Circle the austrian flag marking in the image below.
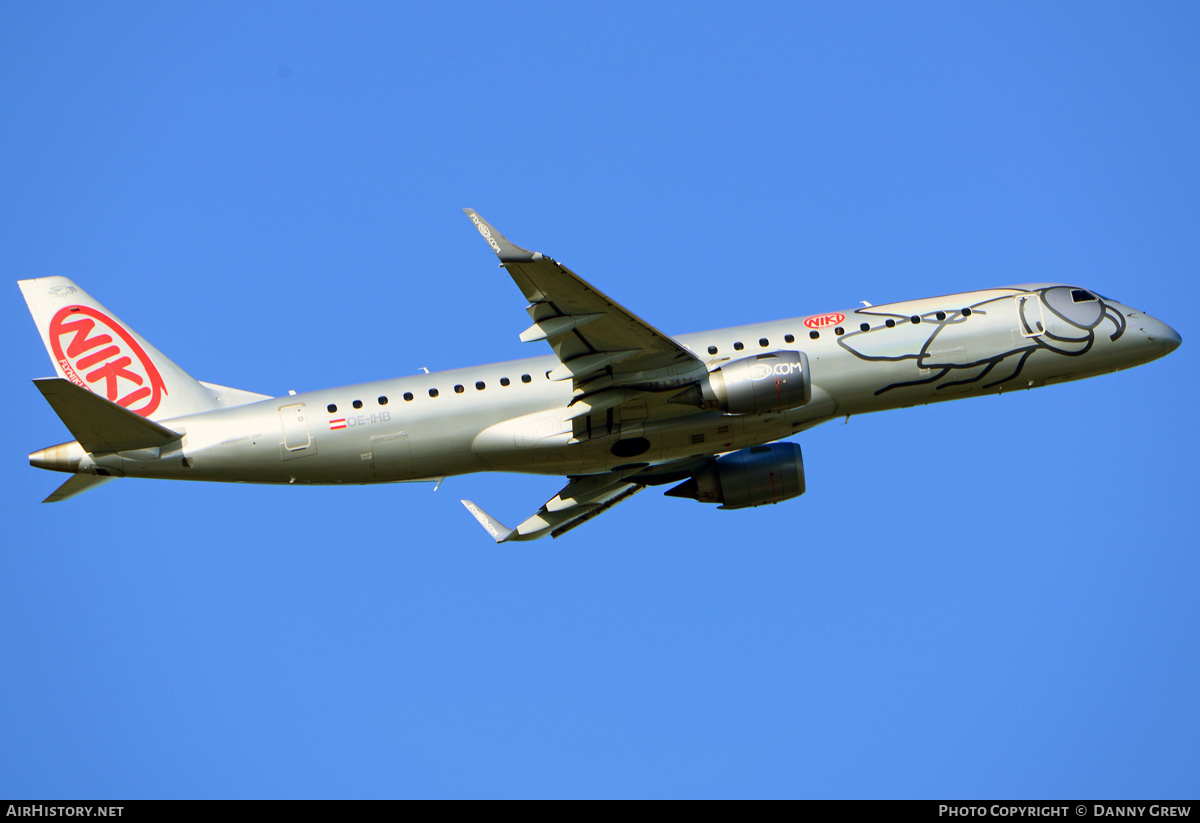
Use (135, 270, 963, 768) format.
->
(329, 419, 347, 430)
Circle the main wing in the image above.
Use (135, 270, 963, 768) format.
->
(459, 455, 719, 542)
(463, 210, 707, 405)
(459, 212, 720, 541)
(461, 470, 646, 542)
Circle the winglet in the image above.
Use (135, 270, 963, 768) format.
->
(460, 499, 515, 543)
(462, 209, 542, 263)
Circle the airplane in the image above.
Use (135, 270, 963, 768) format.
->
(20, 209, 1182, 541)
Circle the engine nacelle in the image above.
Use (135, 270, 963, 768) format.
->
(665, 442, 806, 510)
(678, 351, 811, 415)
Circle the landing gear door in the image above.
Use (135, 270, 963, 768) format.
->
(1015, 293, 1046, 337)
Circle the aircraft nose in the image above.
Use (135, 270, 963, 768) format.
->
(1161, 323, 1182, 354)
(1144, 316, 1182, 354)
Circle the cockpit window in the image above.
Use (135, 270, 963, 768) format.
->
(1071, 289, 1099, 303)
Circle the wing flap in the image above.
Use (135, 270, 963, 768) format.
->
(564, 388, 641, 421)
(519, 313, 604, 343)
(549, 486, 644, 539)
(547, 349, 640, 382)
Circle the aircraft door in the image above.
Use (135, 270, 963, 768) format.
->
(279, 403, 312, 451)
(1015, 293, 1046, 337)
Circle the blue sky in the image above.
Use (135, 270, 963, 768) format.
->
(2, 3, 1197, 799)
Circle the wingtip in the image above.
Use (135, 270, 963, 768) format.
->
(461, 210, 539, 263)
(460, 499, 514, 543)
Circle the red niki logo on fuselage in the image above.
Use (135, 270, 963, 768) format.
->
(49, 306, 168, 417)
(804, 312, 845, 330)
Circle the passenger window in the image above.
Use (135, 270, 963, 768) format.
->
(428, 388, 439, 398)
(911, 316, 921, 324)
(734, 342, 744, 351)
(403, 392, 414, 401)
(835, 326, 844, 335)
(809, 331, 819, 340)
(708, 345, 718, 355)
(521, 374, 531, 383)
(378, 396, 388, 406)
(353, 400, 363, 409)
(936, 311, 946, 321)
(500, 377, 510, 386)
(962, 308, 972, 317)
(784, 334, 794, 344)
(475, 381, 485, 390)
(454, 384, 464, 394)
(859, 322, 870, 332)
(885, 319, 895, 328)
(759, 338, 769, 347)
(327, 404, 337, 413)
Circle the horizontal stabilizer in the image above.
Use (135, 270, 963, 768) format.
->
(34, 377, 182, 454)
(42, 473, 115, 503)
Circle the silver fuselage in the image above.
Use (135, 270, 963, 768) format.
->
(30, 284, 1181, 486)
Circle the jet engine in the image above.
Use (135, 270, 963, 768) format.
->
(665, 442, 806, 509)
(672, 351, 811, 415)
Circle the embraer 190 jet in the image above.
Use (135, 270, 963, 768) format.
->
(21, 210, 1181, 541)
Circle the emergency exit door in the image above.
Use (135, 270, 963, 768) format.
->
(279, 403, 312, 451)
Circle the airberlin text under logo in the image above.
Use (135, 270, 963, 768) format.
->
(804, 312, 844, 330)
(49, 306, 168, 417)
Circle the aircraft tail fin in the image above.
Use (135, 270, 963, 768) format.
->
(42, 473, 115, 503)
(33, 377, 182, 454)
(19, 277, 222, 421)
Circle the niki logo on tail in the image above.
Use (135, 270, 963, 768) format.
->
(48, 305, 168, 417)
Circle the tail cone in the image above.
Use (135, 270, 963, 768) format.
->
(29, 441, 86, 473)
